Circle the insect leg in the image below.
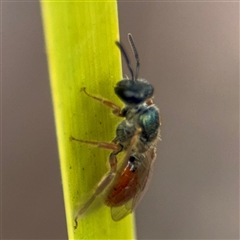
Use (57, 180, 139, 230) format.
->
(70, 135, 121, 151)
(81, 87, 123, 117)
(74, 151, 119, 229)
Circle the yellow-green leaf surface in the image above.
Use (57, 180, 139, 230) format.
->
(41, 1, 136, 239)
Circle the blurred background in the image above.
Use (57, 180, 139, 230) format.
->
(2, 1, 239, 239)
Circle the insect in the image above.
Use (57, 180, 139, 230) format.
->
(71, 33, 161, 228)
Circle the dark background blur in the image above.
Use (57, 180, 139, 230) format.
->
(2, 1, 239, 239)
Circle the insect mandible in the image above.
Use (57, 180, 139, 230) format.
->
(71, 33, 161, 229)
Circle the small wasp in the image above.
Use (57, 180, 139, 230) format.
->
(71, 33, 161, 228)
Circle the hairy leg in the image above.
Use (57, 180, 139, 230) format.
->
(81, 87, 123, 117)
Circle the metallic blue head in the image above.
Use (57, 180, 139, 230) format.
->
(115, 34, 154, 106)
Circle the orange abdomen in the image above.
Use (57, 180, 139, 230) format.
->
(105, 165, 138, 207)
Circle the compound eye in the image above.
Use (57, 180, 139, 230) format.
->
(117, 89, 143, 105)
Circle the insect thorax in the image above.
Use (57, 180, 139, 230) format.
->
(115, 103, 160, 153)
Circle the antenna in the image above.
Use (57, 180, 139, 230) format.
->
(115, 41, 134, 81)
(128, 33, 140, 80)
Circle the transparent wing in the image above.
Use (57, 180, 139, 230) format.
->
(131, 147, 156, 210)
(111, 201, 133, 221)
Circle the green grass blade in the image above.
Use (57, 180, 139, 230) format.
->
(41, 1, 136, 239)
